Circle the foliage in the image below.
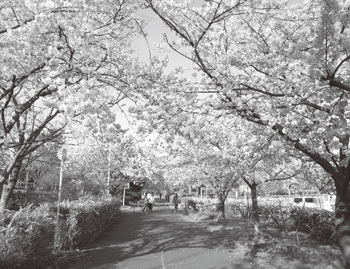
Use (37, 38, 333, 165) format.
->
(180, 197, 198, 211)
(139, 0, 350, 260)
(189, 195, 335, 244)
(56, 196, 121, 250)
(0, 0, 148, 212)
(0, 196, 121, 268)
(289, 208, 335, 243)
(0, 206, 55, 269)
(7, 192, 58, 211)
(63, 123, 151, 199)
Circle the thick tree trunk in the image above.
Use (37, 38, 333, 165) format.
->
(0, 163, 21, 215)
(335, 184, 350, 269)
(242, 176, 260, 236)
(217, 191, 225, 222)
(0, 180, 16, 214)
(251, 183, 260, 236)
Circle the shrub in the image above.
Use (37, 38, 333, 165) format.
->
(188, 197, 219, 211)
(0, 196, 122, 268)
(0, 206, 55, 269)
(196, 198, 335, 244)
(229, 203, 252, 219)
(258, 204, 294, 231)
(180, 197, 198, 211)
(289, 208, 335, 243)
(56, 196, 121, 250)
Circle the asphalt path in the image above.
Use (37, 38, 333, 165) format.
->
(68, 208, 253, 269)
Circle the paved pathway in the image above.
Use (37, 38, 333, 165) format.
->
(68, 209, 253, 269)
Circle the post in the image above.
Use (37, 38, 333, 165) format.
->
(122, 183, 129, 207)
(123, 187, 126, 206)
(107, 142, 111, 194)
(25, 172, 29, 193)
(54, 148, 66, 250)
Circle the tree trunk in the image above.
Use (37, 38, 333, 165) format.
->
(335, 183, 350, 269)
(0, 163, 21, 215)
(217, 191, 225, 222)
(250, 183, 260, 236)
(0, 178, 16, 214)
(0, 172, 6, 200)
(0, 182, 3, 200)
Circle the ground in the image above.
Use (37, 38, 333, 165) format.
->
(65, 206, 343, 269)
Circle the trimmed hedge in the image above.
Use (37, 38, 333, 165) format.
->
(57, 197, 121, 250)
(0, 196, 121, 268)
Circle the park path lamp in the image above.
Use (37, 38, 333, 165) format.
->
(54, 148, 67, 251)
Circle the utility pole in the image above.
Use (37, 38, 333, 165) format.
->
(54, 148, 67, 251)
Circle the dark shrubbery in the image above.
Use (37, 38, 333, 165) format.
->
(289, 208, 335, 243)
(57, 197, 121, 250)
(0, 196, 121, 268)
(234, 203, 335, 243)
(0, 206, 56, 269)
(219, 201, 336, 244)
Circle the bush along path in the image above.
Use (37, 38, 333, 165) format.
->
(67, 207, 343, 269)
(0, 196, 121, 269)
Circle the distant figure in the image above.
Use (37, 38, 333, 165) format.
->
(142, 192, 149, 213)
(173, 193, 179, 213)
(148, 192, 155, 212)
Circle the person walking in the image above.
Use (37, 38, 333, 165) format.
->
(142, 192, 149, 213)
(148, 192, 155, 212)
(173, 193, 179, 213)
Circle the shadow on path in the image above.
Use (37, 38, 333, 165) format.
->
(68, 209, 252, 269)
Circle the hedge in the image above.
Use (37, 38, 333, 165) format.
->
(188, 197, 336, 244)
(0, 196, 121, 268)
(56, 196, 121, 250)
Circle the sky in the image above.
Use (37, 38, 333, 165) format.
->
(132, 0, 304, 67)
(116, 0, 305, 129)
(132, 4, 197, 73)
(118, 1, 207, 129)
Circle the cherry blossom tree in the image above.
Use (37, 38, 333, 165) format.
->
(0, 0, 143, 213)
(135, 105, 301, 225)
(144, 0, 350, 265)
(64, 118, 146, 197)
